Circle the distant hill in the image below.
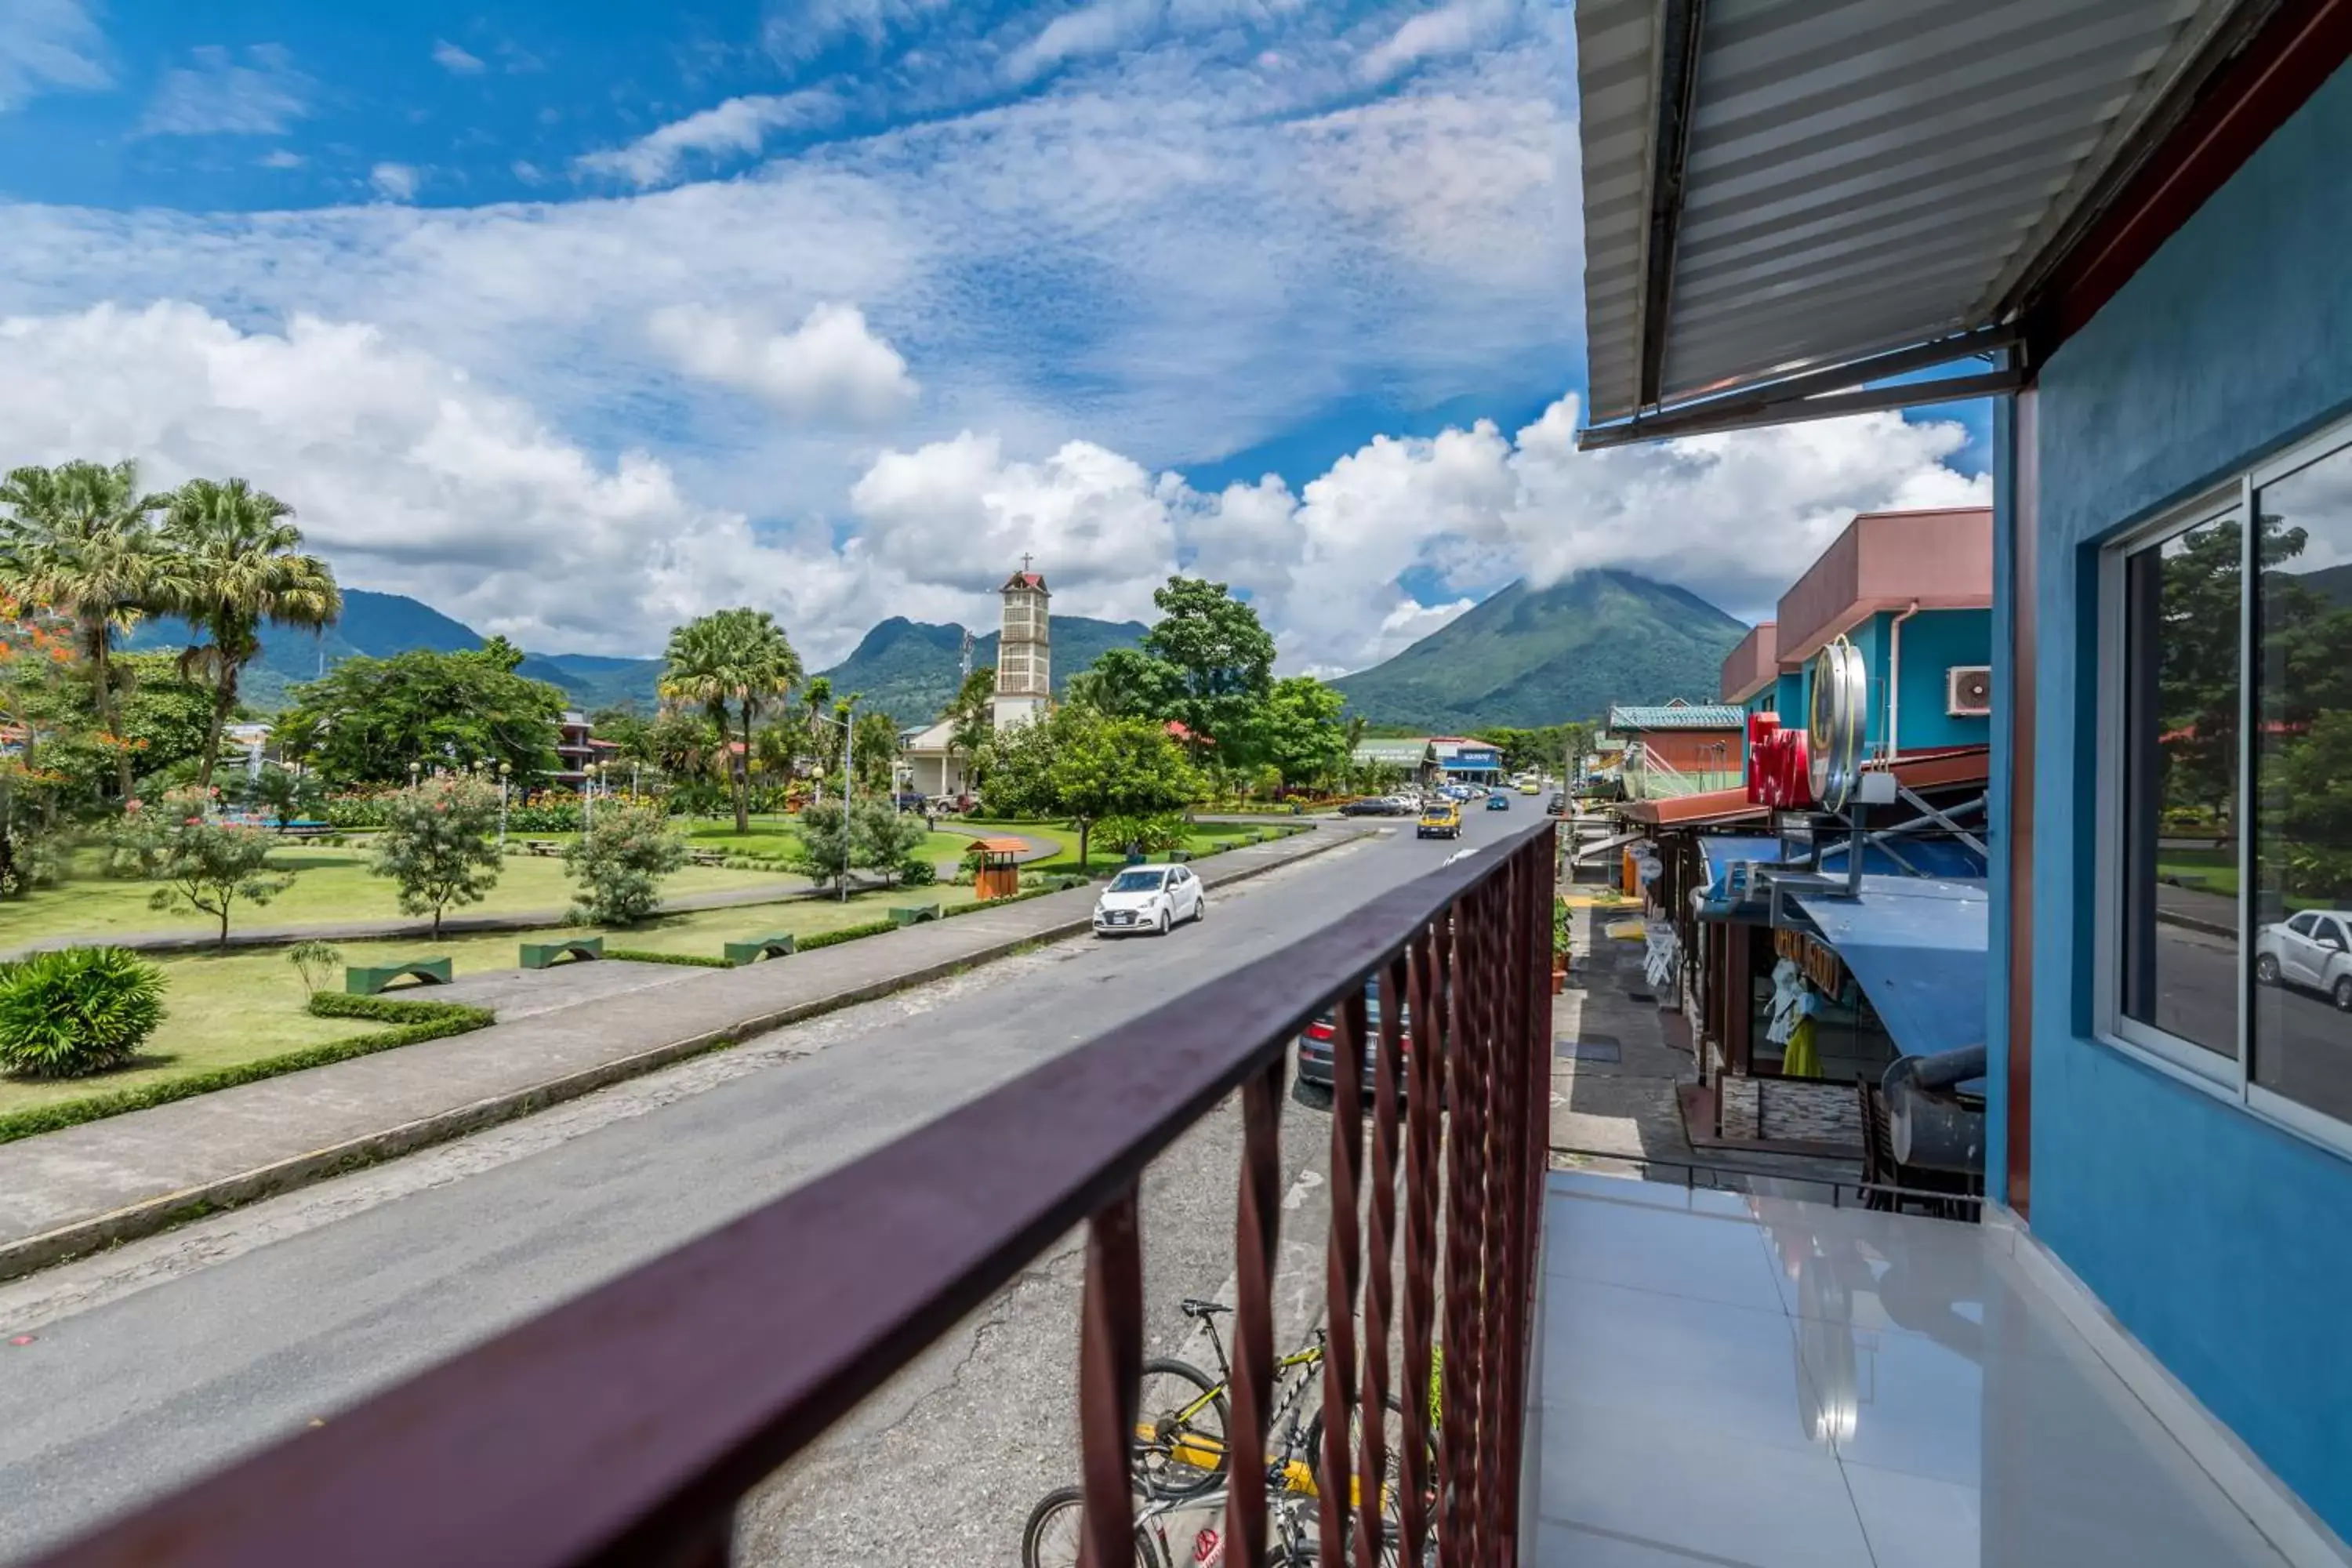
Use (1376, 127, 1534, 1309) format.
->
(125, 588, 666, 713)
(817, 614, 1150, 728)
(1330, 571, 1748, 730)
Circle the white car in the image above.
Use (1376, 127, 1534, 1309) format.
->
(2255, 909, 2352, 1009)
(1092, 864, 1205, 936)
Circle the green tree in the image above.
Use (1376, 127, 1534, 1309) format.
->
(981, 705, 1196, 868)
(114, 788, 294, 948)
(281, 642, 565, 786)
(660, 608, 802, 835)
(564, 801, 686, 925)
(0, 460, 172, 802)
(372, 775, 503, 936)
(851, 707, 899, 794)
(157, 477, 342, 795)
(1140, 575, 1276, 750)
(1258, 674, 1349, 789)
(943, 665, 996, 789)
(787, 801, 855, 888)
(853, 799, 929, 884)
(1067, 644, 1183, 721)
(248, 762, 323, 829)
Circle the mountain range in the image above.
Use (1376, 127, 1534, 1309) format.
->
(121, 569, 1746, 731)
(1328, 570, 1748, 730)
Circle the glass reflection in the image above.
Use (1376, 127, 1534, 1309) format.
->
(2122, 515, 2241, 1056)
(2254, 445, 2352, 1122)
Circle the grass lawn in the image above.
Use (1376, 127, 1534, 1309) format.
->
(0, 883, 982, 1118)
(0, 844, 796, 951)
(2158, 846, 2239, 899)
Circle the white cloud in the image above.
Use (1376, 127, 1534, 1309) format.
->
(1358, 0, 1520, 85)
(432, 39, 487, 74)
(138, 44, 310, 136)
(369, 162, 420, 201)
(258, 149, 304, 170)
(763, 0, 956, 62)
(1005, 0, 1164, 85)
(0, 0, 107, 111)
(576, 89, 844, 187)
(648, 302, 917, 423)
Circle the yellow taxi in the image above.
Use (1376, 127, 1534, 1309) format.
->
(1416, 800, 1462, 840)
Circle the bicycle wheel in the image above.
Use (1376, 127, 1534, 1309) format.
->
(1020, 1485, 1161, 1568)
(1135, 1357, 1229, 1499)
(1301, 1393, 1425, 1523)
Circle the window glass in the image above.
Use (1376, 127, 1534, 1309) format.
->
(2120, 515, 2241, 1058)
(2252, 444, 2352, 1122)
(2288, 912, 2319, 937)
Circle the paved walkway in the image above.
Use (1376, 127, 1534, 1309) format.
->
(0, 825, 1364, 1277)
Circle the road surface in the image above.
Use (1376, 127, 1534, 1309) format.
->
(0, 808, 1521, 1564)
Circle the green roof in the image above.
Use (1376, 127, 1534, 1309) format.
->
(1607, 703, 1746, 731)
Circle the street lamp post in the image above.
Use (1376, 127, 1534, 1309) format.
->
(498, 760, 512, 848)
(810, 702, 857, 903)
(583, 762, 598, 830)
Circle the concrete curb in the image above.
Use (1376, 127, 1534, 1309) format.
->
(0, 826, 1363, 1283)
(2155, 907, 2235, 940)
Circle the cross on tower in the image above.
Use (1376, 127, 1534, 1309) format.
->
(1020, 552, 1033, 574)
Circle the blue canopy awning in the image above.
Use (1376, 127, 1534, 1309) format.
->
(1789, 877, 1988, 1061)
(1817, 836, 1987, 880)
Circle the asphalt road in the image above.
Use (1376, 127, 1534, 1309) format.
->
(0, 805, 1518, 1565)
(2141, 919, 2352, 1123)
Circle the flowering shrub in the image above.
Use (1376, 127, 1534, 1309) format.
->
(564, 804, 686, 926)
(372, 778, 503, 936)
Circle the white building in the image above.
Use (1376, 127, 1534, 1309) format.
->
(902, 557, 1053, 802)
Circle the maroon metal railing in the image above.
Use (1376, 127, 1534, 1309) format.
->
(31, 821, 1558, 1568)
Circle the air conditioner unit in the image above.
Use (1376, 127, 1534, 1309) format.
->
(1946, 665, 1993, 717)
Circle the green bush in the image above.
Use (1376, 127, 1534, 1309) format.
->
(0, 947, 169, 1080)
(604, 948, 735, 968)
(306, 991, 495, 1029)
(325, 794, 391, 829)
(797, 919, 896, 951)
(897, 856, 938, 886)
(508, 803, 586, 834)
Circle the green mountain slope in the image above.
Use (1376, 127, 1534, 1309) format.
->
(1330, 571, 1748, 730)
(817, 615, 1149, 727)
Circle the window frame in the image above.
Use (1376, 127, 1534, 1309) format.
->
(2094, 414, 2352, 1162)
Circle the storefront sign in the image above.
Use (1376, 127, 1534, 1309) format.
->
(1774, 926, 1845, 993)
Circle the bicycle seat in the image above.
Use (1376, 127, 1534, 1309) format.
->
(1179, 1298, 1233, 1319)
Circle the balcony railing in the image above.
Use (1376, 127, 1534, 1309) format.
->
(31, 822, 1559, 1568)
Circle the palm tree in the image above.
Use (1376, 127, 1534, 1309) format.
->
(0, 461, 173, 803)
(659, 608, 802, 834)
(159, 477, 343, 794)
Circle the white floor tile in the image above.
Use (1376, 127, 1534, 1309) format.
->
(1541, 1276, 1828, 1457)
(1535, 1406, 1875, 1568)
(1842, 1462, 1982, 1568)
(1543, 1192, 1786, 1312)
(1533, 1517, 1773, 1566)
(1549, 1169, 1761, 1220)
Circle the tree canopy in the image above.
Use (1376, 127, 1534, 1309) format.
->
(281, 640, 565, 786)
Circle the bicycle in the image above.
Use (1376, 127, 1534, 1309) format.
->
(1130, 1298, 1330, 1500)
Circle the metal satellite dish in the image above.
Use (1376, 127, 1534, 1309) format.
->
(1808, 638, 1866, 812)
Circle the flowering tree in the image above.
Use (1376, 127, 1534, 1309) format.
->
(114, 788, 294, 948)
(372, 775, 503, 936)
(564, 802, 686, 926)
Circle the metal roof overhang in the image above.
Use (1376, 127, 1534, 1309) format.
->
(1791, 877, 1991, 1059)
(1573, 0, 2347, 448)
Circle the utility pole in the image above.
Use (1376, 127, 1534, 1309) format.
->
(959, 627, 974, 684)
(841, 701, 854, 904)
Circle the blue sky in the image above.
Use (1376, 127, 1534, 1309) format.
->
(0, 1, 1989, 671)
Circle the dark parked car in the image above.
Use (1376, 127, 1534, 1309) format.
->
(1339, 796, 1392, 817)
(1546, 793, 1567, 816)
(1298, 982, 1412, 1096)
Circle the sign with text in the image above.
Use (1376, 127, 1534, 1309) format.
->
(1774, 926, 1845, 993)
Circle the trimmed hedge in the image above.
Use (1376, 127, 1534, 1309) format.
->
(797, 920, 897, 952)
(604, 948, 735, 969)
(0, 992, 495, 1147)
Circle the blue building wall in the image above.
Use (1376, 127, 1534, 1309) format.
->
(2021, 58, 2352, 1534)
(1774, 669, 1806, 727)
(1786, 609, 1991, 756)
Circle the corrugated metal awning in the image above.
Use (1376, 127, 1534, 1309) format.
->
(1575, 0, 2249, 442)
(1791, 877, 1990, 1059)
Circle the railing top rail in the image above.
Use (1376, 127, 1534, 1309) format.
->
(36, 820, 1559, 1568)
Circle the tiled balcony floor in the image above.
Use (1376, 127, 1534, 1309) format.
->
(1526, 1171, 2296, 1567)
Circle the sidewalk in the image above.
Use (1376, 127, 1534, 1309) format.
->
(0, 825, 1365, 1280)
